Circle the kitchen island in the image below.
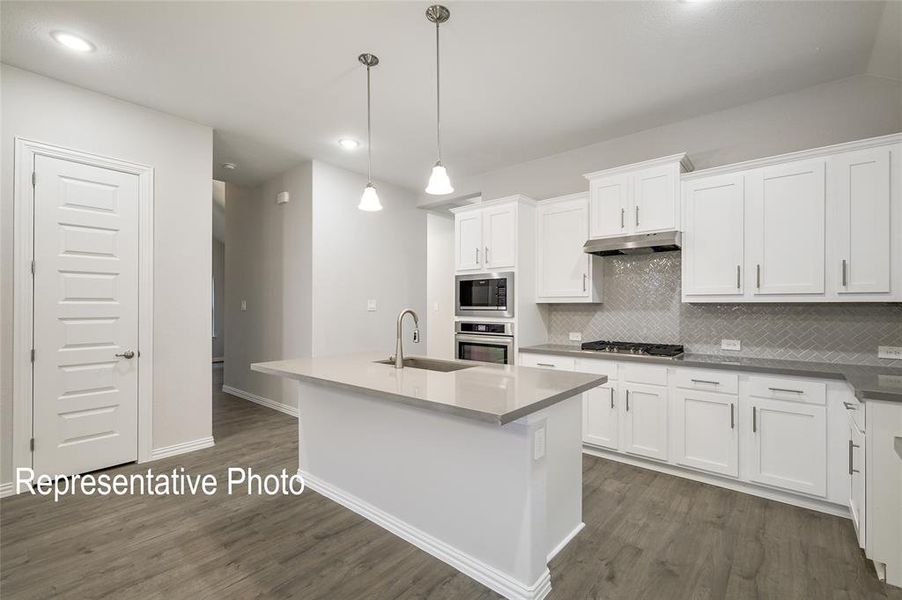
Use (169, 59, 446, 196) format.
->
(251, 353, 606, 600)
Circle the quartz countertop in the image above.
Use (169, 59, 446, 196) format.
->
(251, 353, 607, 424)
(519, 344, 902, 403)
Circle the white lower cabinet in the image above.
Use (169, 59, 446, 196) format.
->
(621, 383, 669, 461)
(583, 382, 618, 450)
(672, 389, 738, 478)
(848, 418, 866, 548)
(746, 397, 827, 497)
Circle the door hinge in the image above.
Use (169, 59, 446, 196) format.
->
(32, 172, 36, 187)
(30, 348, 35, 363)
(30, 438, 35, 452)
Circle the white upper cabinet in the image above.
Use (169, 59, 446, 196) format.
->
(482, 204, 516, 270)
(681, 134, 901, 303)
(748, 159, 826, 296)
(682, 174, 745, 297)
(536, 193, 602, 303)
(586, 154, 691, 239)
(831, 146, 892, 295)
(455, 210, 483, 271)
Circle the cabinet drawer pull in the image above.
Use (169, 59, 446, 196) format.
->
(752, 406, 757, 433)
(843, 402, 857, 411)
(536, 362, 555, 368)
(768, 387, 804, 394)
(691, 379, 719, 385)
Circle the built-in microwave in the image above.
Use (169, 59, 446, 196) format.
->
(455, 272, 514, 318)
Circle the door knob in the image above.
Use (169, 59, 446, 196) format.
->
(115, 350, 136, 359)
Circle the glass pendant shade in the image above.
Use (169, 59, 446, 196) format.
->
(425, 162, 454, 195)
(358, 183, 383, 211)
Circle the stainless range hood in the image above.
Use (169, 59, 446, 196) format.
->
(583, 231, 681, 256)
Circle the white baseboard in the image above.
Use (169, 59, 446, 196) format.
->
(222, 385, 299, 418)
(0, 481, 13, 499)
(547, 522, 584, 563)
(582, 445, 850, 519)
(302, 470, 552, 600)
(150, 436, 215, 461)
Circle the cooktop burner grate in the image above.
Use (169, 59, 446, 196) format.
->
(580, 340, 684, 358)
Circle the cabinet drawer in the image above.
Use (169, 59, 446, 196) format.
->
(620, 364, 668, 386)
(519, 353, 575, 371)
(748, 376, 826, 405)
(673, 368, 738, 395)
(575, 358, 617, 380)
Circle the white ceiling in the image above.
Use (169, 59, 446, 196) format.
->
(1, 1, 895, 192)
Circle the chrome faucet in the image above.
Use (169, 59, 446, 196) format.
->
(394, 308, 420, 368)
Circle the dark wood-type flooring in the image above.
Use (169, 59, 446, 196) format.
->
(2, 365, 899, 599)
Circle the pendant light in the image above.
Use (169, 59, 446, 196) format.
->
(358, 53, 383, 211)
(425, 5, 454, 195)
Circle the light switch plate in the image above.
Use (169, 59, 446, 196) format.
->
(569, 332, 582, 342)
(878, 346, 902, 360)
(721, 339, 741, 351)
(367, 299, 377, 312)
(240, 300, 247, 312)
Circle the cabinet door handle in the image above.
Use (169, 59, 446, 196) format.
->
(583, 273, 587, 292)
(768, 387, 804, 395)
(842, 259, 847, 287)
(730, 404, 735, 430)
(475, 247, 479, 264)
(485, 247, 490, 265)
(625, 389, 630, 412)
(620, 207, 625, 229)
(848, 439, 862, 475)
(736, 265, 741, 289)
(610, 387, 615, 409)
(752, 406, 757, 433)
(691, 379, 719, 385)
(756, 264, 761, 289)
(635, 205, 639, 227)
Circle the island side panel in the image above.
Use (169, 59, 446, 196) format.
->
(295, 381, 554, 592)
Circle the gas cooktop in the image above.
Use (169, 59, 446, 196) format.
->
(579, 340, 684, 359)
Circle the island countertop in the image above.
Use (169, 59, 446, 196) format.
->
(251, 353, 607, 424)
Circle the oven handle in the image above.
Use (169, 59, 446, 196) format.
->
(454, 334, 514, 346)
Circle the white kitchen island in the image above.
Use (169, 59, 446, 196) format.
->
(251, 353, 606, 600)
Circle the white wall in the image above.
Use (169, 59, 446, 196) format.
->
(311, 161, 427, 358)
(426, 212, 455, 359)
(0, 65, 213, 482)
(223, 160, 426, 409)
(424, 74, 902, 204)
(223, 165, 314, 409)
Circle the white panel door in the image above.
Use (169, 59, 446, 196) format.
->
(832, 147, 891, 294)
(589, 173, 629, 238)
(749, 159, 826, 295)
(633, 164, 678, 233)
(849, 422, 866, 548)
(672, 389, 738, 477)
(747, 397, 827, 497)
(583, 382, 618, 450)
(537, 197, 590, 298)
(33, 154, 140, 477)
(483, 204, 516, 269)
(621, 383, 668, 461)
(455, 211, 482, 271)
(682, 174, 745, 296)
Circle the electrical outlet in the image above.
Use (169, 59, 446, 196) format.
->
(569, 332, 582, 342)
(878, 346, 902, 360)
(240, 300, 247, 312)
(367, 299, 377, 312)
(721, 339, 741, 351)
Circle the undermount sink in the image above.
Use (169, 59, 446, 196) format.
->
(374, 357, 475, 372)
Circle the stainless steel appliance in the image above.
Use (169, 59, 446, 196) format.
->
(580, 340, 684, 359)
(455, 321, 514, 365)
(455, 272, 514, 318)
(583, 231, 681, 256)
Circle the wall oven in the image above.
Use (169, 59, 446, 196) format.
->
(455, 272, 514, 318)
(455, 321, 514, 365)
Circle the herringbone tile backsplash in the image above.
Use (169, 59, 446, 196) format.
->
(547, 253, 902, 366)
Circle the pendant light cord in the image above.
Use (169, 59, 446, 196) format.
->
(435, 20, 442, 164)
(366, 64, 373, 184)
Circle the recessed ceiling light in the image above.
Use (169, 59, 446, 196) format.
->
(338, 138, 360, 150)
(51, 31, 95, 52)
(222, 162, 237, 170)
